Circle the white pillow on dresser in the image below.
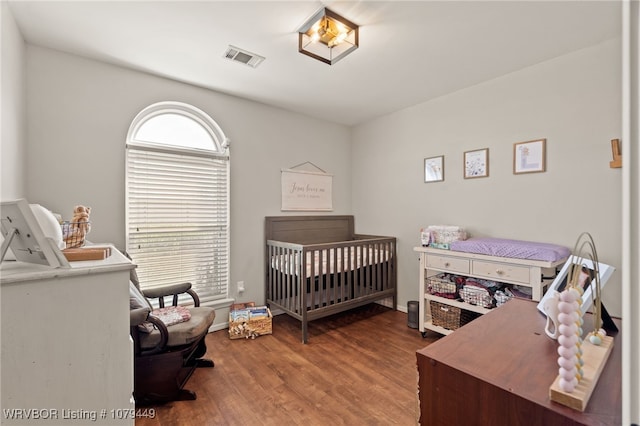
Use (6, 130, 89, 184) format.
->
(29, 204, 66, 250)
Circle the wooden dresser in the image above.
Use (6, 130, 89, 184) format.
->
(416, 298, 621, 426)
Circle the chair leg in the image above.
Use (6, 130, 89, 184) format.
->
(194, 358, 214, 368)
(176, 389, 197, 401)
(192, 338, 207, 359)
(185, 338, 214, 368)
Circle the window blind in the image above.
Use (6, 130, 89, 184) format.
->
(126, 144, 229, 304)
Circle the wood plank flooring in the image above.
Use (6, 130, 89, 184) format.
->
(135, 304, 439, 426)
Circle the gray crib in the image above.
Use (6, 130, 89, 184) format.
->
(265, 215, 397, 343)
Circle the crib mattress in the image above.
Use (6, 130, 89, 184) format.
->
(271, 247, 391, 277)
(449, 237, 570, 262)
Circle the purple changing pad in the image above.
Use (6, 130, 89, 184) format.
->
(449, 238, 570, 262)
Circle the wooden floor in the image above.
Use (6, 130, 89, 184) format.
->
(135, 304, 439, 426)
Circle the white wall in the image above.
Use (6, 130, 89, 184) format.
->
(9, 32, 625, 321)
(0, 2, 26, 200)
(24, 46, 352, 318)
(19, 40, 625, 318)
(351, 39, 623, 316)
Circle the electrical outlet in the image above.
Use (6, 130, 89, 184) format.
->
(237, 281, 245, 293)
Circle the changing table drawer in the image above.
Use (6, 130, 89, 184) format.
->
(426, 255, 470, 274)
(471, 260, 530, 284)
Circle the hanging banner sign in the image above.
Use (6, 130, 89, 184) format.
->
(281, 169, 333, 211)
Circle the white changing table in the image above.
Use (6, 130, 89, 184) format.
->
(414, 246, 568, 336)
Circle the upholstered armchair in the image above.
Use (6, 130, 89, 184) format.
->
(129, 265, 215, 405)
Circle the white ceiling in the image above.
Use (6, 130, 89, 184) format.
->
(7, 0, 621, 126)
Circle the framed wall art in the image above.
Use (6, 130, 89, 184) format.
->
(464, 148, 489, 179)
(281, 166, 333, 211)
(424, 156, 444, 183)
(514, 138, 546, 174)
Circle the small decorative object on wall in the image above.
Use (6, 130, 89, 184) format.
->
(281, 162, 333, 211)
(464, 148, 489, 179)
(609, 138, 622, 168)
(513, 138, 546, 174)
(424, 156, 444, 183)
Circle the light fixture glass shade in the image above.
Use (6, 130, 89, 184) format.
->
(298, 8, 359, 65)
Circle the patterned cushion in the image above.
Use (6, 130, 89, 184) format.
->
(151, 306, 191, 326)
(138, 307, 215, 349)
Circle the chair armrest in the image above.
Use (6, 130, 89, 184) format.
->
(139, 314, 169, 356)
(141, 283, 201, 307)
(129, 311, 170, 356)
(130, 307, 151, 327)
(142, 282, 192, 299)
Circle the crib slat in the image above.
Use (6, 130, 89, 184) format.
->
(293, 246, 299, 313)
(347, 246, 353, 300)
(318, 249, 323, 308)
(339, 246, 345, 302)
(359, 244, 365, 298)
(282, 246, 287, 309)
(308, 249, 315, 310)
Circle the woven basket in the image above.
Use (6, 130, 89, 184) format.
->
(430, 300, 481, 331)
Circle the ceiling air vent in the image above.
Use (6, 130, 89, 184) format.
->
(223, 45, 265, 68)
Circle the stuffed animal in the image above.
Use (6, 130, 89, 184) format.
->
(63, 205, 92, 248)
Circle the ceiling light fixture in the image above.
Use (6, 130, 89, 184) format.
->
(298, 7, 359, 65)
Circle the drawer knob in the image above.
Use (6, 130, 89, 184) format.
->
(496, 269, 504, 275)
(444, 262, 451, 267)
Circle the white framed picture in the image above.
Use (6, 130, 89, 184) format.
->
(464, 148, 489, 179)
(514, 138, 546, 174)
(424, 156, 444, 183)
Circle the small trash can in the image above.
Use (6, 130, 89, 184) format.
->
(407, 300, 419, 329)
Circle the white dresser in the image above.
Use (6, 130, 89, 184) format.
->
(414, 246, 567, 336)
(1, 246, 136, 425)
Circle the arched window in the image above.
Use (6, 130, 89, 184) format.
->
(126, 101, 229, 303)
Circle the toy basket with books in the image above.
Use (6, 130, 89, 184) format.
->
(229, 302, 272, 340)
